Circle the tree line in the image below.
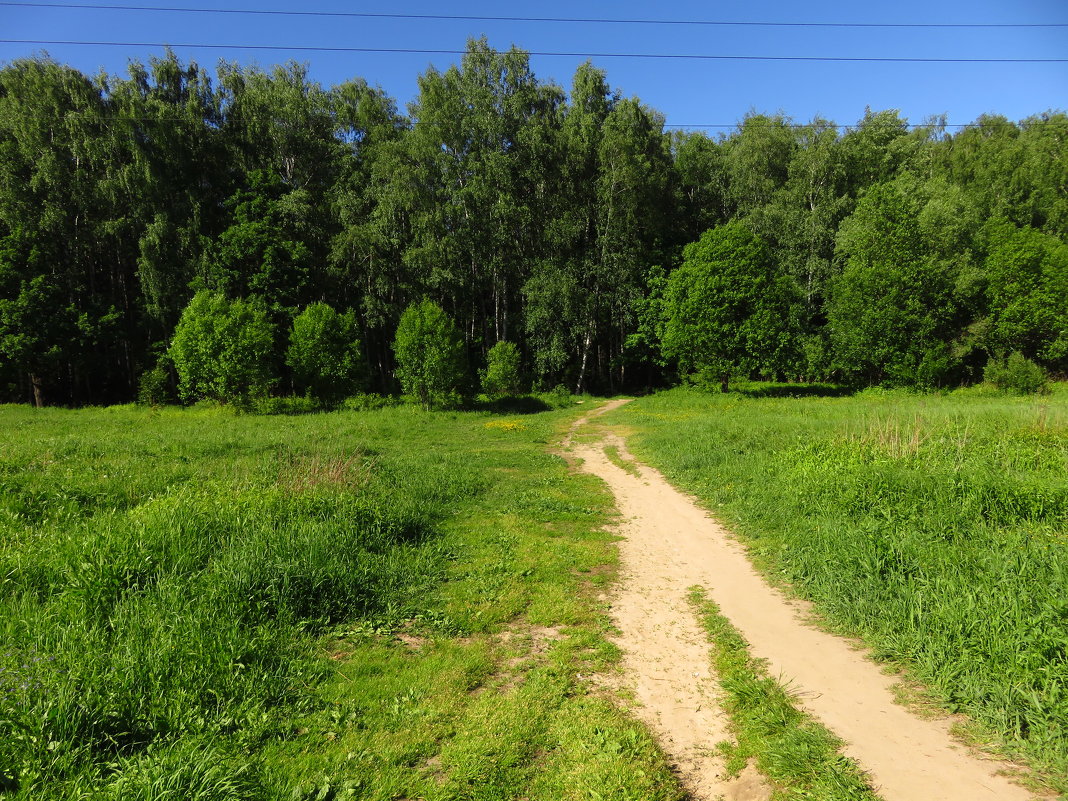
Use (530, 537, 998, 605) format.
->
(0, 39, 1065, 406)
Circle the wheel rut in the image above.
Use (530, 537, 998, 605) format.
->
(569, 399, 1042, 801)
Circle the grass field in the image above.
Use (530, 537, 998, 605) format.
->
(603, 384, 1068, 794)
(0, 400, 682, 800)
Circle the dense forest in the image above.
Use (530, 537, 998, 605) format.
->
(0, 39, 1065, 406)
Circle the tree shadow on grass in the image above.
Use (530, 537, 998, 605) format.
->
(735, 382, 855, 399)
(474, 395, 553, 415)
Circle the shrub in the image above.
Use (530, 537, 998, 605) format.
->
(544, 384, 572, 409)
(287, 303, 365, 405)
(137, 361, 173, 407)
(169, 291, 276, 407)
(393, 300, 467, 410)
(983, 351, 1050, 395)
(481, 341, 523, 398)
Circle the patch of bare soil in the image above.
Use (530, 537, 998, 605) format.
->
(570, 400, 1045, 801)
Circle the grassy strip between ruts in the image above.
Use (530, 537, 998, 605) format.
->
(0, 399, 683, 801)
(604, 385, 1068, 797)
(601, 443, 641, 478)
(688, 587, 879, 801)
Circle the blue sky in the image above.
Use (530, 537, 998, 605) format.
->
(2, 0, 1066, 132)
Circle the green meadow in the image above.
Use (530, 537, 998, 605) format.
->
(604, 385, 1068, 794)
(0, 401, 681, 800)
(4, 386, 1067, 799)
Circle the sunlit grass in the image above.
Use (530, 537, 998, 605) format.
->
(0, 400, 683, 800)
(605, 384, 1068, 795)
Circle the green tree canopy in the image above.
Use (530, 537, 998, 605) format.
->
(661, 222, 793, 392)
(481, 340, 523, 398)
(983, 222, 1068, 370)
(393, 299, 467, 409)
(287, 302, 365, 403)
(828, 181, 962, 387)
(168, 290, 276, 405)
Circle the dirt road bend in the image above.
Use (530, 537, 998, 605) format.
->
(569, 399, 1040, 801)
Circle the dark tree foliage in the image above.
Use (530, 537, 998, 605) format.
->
(828, 181, 963, 387)
(1, 42, 1065, 405)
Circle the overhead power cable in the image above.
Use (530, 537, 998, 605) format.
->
(2, 40, 1064, 63)
(2, 2, 1065, 28)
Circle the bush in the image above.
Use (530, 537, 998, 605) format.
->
(342, 393, 399, 412)
(481, 341, 523, 398)
(544, 384, 572, 409)
(983, 351, 1050, 395)
(287, 303, 365, 405)
(393, 300, 467, 410)
(169, 292, 276, 407)
(137, 362, 173, 407)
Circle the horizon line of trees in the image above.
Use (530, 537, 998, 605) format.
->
(1, 40, 1065, 407)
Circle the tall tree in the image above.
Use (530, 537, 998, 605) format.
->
(0, 58, 132, 404)
(840, 108, 911, 191)
(828, 180, 963, 386)
(671, 130, 730, 247)
(327, 79, 406, 332)
(724, 113, 797, 217)
(391, 38, 561, 355)
(527, 64, 673, 392)
(110, 52, 227, 331)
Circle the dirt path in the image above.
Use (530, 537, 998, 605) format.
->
(569, 400, 1041, 801)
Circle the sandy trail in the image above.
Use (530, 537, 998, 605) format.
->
(569, 400, 1041, 801)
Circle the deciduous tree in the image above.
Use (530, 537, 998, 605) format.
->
(393, 300, 467, 409)
(661, 222, 792, 392)
(287, 302, 365, 403)
(169, 291, 276, 405)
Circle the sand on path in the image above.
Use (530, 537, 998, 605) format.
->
(568, 399, 1041, 801)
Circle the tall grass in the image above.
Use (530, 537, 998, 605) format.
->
(0, 406, 475, 798)
(0, 400, 684, 800)
(607, 385, 1068, 793)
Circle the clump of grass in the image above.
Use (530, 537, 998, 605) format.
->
(603, 444, 641, 477)
(688, 587, 879, 800)
(608, 387, 1068, 793)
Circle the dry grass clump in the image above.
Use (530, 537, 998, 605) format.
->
(277, 451, 375, 493)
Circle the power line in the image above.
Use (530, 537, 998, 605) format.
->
(2, 2, 1065, 29)
(2, 40, 1064, 63)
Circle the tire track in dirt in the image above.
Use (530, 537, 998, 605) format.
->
(570, 400, 1043, 801)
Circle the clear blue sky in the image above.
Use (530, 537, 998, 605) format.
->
(2, 0, 1066, 132)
